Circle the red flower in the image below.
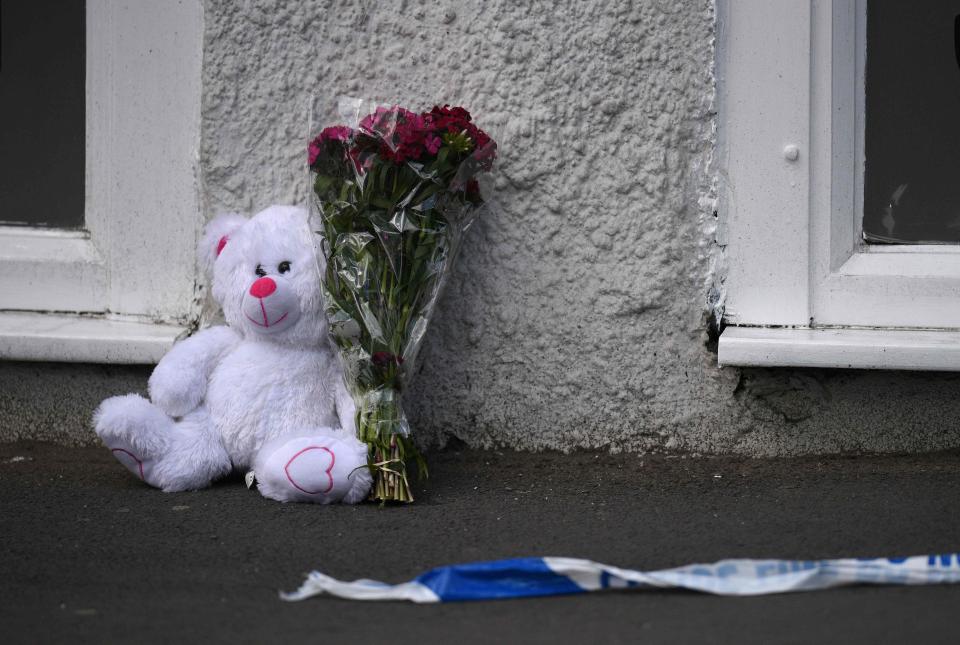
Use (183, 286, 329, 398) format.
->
(308, 125, 354, 168)
(359, 106, 415, 138)
(347, 145, 373, 174)
(322, 125, 353, 142)
(342, 104, 496, 168)
(424, 105, 495, 164)
(427, 105, 472, 128)
(358, 106, 437, 164)
(424, 105, 467, 138)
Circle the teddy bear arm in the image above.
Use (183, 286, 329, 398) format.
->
(149, 325, 240, 418)
(94, 396, 231, 491)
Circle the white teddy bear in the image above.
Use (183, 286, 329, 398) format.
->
(93, 205, 372, 504)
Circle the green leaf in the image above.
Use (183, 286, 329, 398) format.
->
(313, 174, 335, 196)
(370, 195, 394, 210)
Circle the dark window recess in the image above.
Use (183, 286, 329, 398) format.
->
(0, 1, 86, 229)
(862, 0, 960, 244)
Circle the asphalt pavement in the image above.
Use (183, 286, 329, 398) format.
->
(3, 441, 960, 644)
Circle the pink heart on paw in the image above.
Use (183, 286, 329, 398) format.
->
(284, 446, 335, 495)
(111, 447, 144, 480)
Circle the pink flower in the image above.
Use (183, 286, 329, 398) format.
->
(424, 133, 442, 155)
(308, 139, 324, 167)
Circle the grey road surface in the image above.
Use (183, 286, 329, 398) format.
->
(3, 442, 959, 644)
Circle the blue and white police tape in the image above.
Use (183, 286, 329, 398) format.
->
(281, 554, 960, 603)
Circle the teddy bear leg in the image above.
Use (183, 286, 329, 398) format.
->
(93, 393, 174, 486)
(151, 405, 232, 492)
(251, 431, 372, 504)
(94, 394, 230, 492)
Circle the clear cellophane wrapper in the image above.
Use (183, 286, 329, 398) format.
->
(308, 97, 496, 502)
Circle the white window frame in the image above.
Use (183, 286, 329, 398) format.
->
(717, 0, 960, 371)
(0, 0, 203, 363)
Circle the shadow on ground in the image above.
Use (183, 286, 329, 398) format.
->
(3, 442, 959, 644)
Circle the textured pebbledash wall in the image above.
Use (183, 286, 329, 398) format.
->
(195, 0, 960, 455)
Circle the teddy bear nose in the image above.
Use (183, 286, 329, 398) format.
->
(249, 277, 277, 298)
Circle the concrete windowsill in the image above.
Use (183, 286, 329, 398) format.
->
(718, 326, 960, 372)
(0, 311, 187, 364)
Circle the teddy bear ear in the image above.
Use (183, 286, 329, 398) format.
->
(198, 212, 247, 277)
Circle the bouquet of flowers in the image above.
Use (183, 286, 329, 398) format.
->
(308, 104, 496, 502)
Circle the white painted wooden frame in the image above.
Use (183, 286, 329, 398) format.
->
(0, 0, 203, 363)
(717, 0, 960, 371)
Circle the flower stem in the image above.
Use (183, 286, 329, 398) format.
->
(357, 389, 421, 503)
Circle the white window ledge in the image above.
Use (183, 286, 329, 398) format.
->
(718, 326, 960, 372)
(0, 312, 187, 364)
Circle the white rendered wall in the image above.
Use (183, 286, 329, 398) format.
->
(192, 0, 960, 456)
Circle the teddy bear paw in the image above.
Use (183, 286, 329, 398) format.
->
(253, 434, 371, 504)
(148, 370, 205, 418)
(93, 394, 175, 487)
(94, 394, 170, 453)
(105, 438, 154, 483)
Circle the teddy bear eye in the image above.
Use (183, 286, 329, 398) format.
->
(278, 261, 291, 274)
(255, 264, 267, 277)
